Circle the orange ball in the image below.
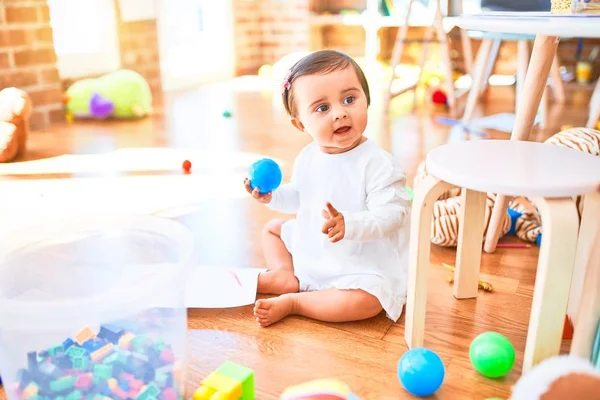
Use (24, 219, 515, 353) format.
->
(182, 159, 192, 173)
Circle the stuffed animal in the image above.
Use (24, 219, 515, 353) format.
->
(64, 69, 152, 120)
(0, 87, 32, 163)
(414, 127, 600, 246)
(509, 355, 600, 399)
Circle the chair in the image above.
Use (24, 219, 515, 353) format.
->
(405, 139, 600, 372)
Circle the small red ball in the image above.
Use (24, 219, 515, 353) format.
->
(432, 89, 448, 105)
(182, 159, 192, 173)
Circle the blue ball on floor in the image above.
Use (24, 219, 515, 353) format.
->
(248, 158, 282, 195)
(398, 347, 445, 397)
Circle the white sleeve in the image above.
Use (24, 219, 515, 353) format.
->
(343, 157, 410, 241)
(266, 153, 302, 214)
(267, 182, 300, 214)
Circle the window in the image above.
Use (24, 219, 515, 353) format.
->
(48, 0, 121, 78)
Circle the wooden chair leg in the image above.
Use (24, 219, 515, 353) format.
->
(385, 0, 415, 108)
(570, 192, 600, 359)
(550, 55, 566, 104)
(523, 197, 579, 372)
(484, 35, 559, 254)
(478, 39, 501, 99)
(462, 39, 493, 124)
(516, 40, 530, 110)
(568, 191, 600, 330)
(454, 189, 487, 299)
(586, 77, 600, 129)
(432, 0, 455, 115)
(405, 175, 455, 349)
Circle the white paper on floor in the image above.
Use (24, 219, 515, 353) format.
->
(185, 266, 265, 308)
(469, 113, 541, 134)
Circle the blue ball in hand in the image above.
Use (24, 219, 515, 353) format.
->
(398, 347, 445, 397)
(248, 158, 282, 195)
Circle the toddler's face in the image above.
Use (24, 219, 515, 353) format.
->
(290, 67, 368, 154)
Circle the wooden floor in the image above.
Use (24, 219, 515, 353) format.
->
(0, 76, 595, 399)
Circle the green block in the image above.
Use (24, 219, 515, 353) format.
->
(71, 355, 89, 370)
(48, 344, 64, 356)
(131, 335, 148, 352)
(93, 364, 113, 380)
(66, 390, 83, 400)
(66, 346, 86, 358)
(50, 376, 77, 392)
(135, 383, 160, 400)
(216, 361, 255, 400)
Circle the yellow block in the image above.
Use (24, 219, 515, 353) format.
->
(194, 372, 242, 400)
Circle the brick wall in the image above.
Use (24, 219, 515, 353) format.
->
(0, 0, 64, 130)
(114, 3, 162, 105)
(232, 0, 311, 75)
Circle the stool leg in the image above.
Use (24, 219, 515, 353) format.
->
(586, 78, 600, 129)
(405, 175, 455, 349)
(523, 197, 579, 372)
(569, 191, 600, 358)
(454, 189, 487, 299)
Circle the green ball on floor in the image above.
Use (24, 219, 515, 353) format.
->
(470, 332, 516, 378)
(222, 110, 232, 118)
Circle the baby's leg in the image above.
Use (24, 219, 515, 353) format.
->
(257, 218, 299, 295)
(254, 288, 383, 327)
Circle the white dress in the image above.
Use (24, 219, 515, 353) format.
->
(267, 139, 411, 322)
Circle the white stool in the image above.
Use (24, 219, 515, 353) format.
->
(405, 140, 600, 372)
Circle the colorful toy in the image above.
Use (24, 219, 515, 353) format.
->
(222, 110, 232, 118)
(413, 127, 600, 247)
(7, 322, 183, 399)
(64, 69, 152, 120)
(182, 159, 192, 174)
(443, 262, 493, 292)
(194, 361, 254, 400)
(248, 158, 283, 195)
(280, 378, 361, 399)
(469, 332, 515, 378)
(0, 87, 32, 163)
(397, 347, 445, 397)
(431, 89, 448, 106)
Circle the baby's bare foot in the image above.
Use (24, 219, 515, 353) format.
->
(257, 269, 299, 295)
(253, 295, 295, 327)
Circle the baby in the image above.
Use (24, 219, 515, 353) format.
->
(244, 50, 411, 327)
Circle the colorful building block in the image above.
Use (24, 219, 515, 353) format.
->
(194, 361, 255, 400)
(194, 372, 242, 400)
(215, 361, 254, 400)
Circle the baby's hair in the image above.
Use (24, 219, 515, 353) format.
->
(281, 50, 371, 117)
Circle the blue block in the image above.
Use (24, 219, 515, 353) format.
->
(98, 324, 125, 344)
(507, 208, 522, 236)
(82, 339, 104, 353)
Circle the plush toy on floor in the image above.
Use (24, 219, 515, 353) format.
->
(0, 87, 32, 163)
(510, 355, 600, 399)
(64, 69, 152, 120)
(414, 127, 600, 246)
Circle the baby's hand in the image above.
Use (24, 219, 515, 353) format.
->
(321, 201, 345, 243)
(244, 177, 272, 204)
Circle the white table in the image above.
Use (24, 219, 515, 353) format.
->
(449, 11, 600, 366)
(450, 12, 600, 253)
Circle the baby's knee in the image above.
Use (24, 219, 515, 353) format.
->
(361, 291, 384, 317)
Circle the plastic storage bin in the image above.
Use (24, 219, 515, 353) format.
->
(0, 214, 195, 400)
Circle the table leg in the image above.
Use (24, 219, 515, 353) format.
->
(483, 35, 559, 254)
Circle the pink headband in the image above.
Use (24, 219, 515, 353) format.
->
(281, 70, 292, 94)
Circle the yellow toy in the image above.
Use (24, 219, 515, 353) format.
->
(194, 361, 255, 400)
(280, 378, 361, 400)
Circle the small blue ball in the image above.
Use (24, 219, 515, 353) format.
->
(248, 158, 282, 195)
(398, 347, 445, 397)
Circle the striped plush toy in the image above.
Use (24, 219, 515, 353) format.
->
(414, 127, 600, 247)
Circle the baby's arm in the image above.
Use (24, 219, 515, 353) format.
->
(343, 158, 410, 241)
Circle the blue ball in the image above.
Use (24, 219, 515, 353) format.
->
(398, 347, 445, 397)
(248, 158, 282, 195)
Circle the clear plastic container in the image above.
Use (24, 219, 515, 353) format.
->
(0, 214, 195, 400)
